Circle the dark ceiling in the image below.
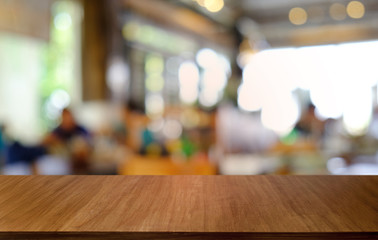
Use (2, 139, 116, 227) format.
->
(178, 0, 378, 47)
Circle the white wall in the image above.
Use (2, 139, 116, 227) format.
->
(0, 33, 44, 144)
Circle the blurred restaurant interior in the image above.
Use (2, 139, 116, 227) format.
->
(0, 0, 378, 176)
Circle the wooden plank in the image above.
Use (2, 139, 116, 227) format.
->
(0, 232, 376, 240)
(0, 176, 377, 239)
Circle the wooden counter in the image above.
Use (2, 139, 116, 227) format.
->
(118, 156, 217, 175)
(0, 176, 377, 239)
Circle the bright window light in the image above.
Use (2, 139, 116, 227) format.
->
(238, 40, 378, 136)
(178, 61, 200, 104)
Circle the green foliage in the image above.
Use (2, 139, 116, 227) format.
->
(40, 1, 78, 127)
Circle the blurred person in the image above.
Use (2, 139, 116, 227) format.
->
(139, 127, 166, 156)
(0, 124, 5, 168)
(295, 104, 325, 140)
(1, 124, 46, 175)
(90, 105, 131, 174)
(112, 103, 129, 145)
(43, 108, 92, 174)
(368, 106, 378, 140)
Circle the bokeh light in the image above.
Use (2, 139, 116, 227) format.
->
(329, 3, 347, 21)
(180, 109, 200, 128)
(343, 86, 372, 136)
(289, 7, 308, 25)
(178, 61, 200, 104)
(196, 48, 218, 69)
(145, 94, 164, 117)
(199, 89, 219, 107)
(347, 1, 365, 19)
(204, 0, 224, 13)
(145, 55, 164, 74)
(163, 119, 183, 139)
(54, 12, 72, 31)
(327, 157, 347, 174)
(196, 0, 206, 7)
(237, 84, 263, 112)
(50, 89, 70, 110)
(146, 74, 164, 92)
(238, 40, 378, 136)
(261, 93, 300, 136)
(106, 58, 130, 97)
(195, 48, 230, 107)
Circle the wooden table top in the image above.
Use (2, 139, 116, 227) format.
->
(0, 176, 377, 239)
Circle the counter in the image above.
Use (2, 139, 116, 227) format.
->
(0, 175, 377, 239)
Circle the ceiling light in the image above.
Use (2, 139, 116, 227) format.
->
(204, 0, 224, 13)
(289, 7, 308, 25)
(347, 1, 365, 19)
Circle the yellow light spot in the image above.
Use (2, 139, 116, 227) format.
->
(329, 3, 347, 21)
(204, 0, 224, 13)
(347, 1, 365, 19)
(122, 22, 139, 40)
(196, 0, 206, 7)
(289, 7, 308, 25)
(146, 74, 164, 92)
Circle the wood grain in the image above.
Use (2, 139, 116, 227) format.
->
(0, 176, 377, 239)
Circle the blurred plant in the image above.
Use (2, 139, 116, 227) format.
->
(40, 1, 80, 129)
